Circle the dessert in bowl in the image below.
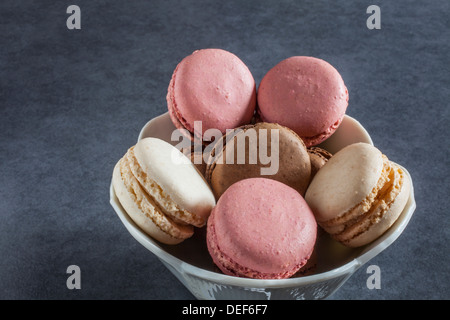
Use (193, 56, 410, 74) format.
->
(109, 50, 415, 299)
(109, 112, 416, 300)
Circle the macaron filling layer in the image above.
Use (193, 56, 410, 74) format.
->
(117, 156, 194, 240)
(126, 147, 205, 227)
(307, 146, 333, 161)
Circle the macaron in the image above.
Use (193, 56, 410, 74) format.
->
(112, 137, 216, 244)
(305, 142, 411, 247)
(167, 48, 257, 142)
(207, 178, 317, 279)
(257, 56, 349, 147)
(183, 144, 207, 177)
(205, 122, 311, 199)
(307, 146, 333, 179)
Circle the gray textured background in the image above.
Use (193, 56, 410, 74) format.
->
(1, 0, 449, 300)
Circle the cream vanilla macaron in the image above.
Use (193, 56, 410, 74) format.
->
(113, 137, 216, 245)
(305, 142, 410, 248)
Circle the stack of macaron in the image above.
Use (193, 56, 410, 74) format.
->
(112, 48, 411, 280)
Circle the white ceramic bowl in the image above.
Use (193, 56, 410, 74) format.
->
(110, 113, 416, 300)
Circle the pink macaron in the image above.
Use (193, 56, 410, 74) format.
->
(167, 48, 257, 142)
(207, 178, 317, 279)
(257, 56, 349, 147)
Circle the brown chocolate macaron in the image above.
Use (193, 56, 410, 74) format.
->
(308, 147, 333, 179)
(183, 144, 207, 177)
(205, 122, 311, 199)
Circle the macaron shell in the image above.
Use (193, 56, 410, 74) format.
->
(167, 90, 197, 142)
(305, 142, 383, 223)
(167, 49, 256, 136)
(134, 138, 216, 224)
(206, 122, 311, 198)
(207, 178, 317, 278)
(112, 158, 193, 245)
(257, 56, 348, 146)
(308, 147, 333, 179)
